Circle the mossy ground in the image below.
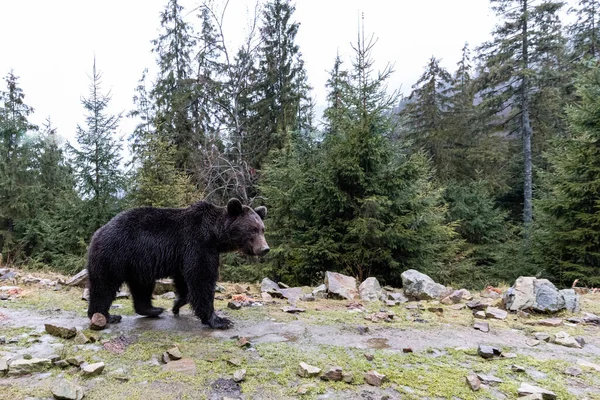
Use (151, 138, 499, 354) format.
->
(1, 278, 600, 399)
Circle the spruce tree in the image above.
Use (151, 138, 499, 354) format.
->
(534, 63, 600, 286)
(68, 60, 124, 235)
(568, 0, 600, 60)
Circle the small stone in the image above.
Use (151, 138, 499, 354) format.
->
(166, 346, 183, 360)
(227, 358, 242, 367)
(90, 313, 107, 330)
(364, 353, 374, 361)
(526, 339, 540, 347)
(297, 362, 321, 378)
(7, 358, 52, 376)
(161, 291, 176, 300)
(321, 366, 343, 381)
(517, 310, 531, 318)
(66, 356, 85, 366)
(162, 358, 196, 376)
(82, 362, 105, 377)
(474, 311, 486, 319)
(512, 364, 526, 372)
(466, 374, 481, 391)
(54, 359, 70, 368)
(161, 352, 170, 364)
(45, 324, 77, 339)
(357, 325, 370, 335)
(501, 352, 517, 359)
(517, 382, 557, 399)
(228, 301, 243, 310)
(575, 336, 585, 347)
(449, 303, 466, 310)
(300, 294, 315, 302)
(427, 306, 443, 313)
(342, 371, 353, 383)
(233, 369, 246, 382)
(384, 300, 396, 307)
(0, 358, 7, 376)
(577, 359, 600, 372)
(564, 366, 582, 376)
(261, 292, 273, 301)
(74, 331, 90, 345)
(552, 331, 582, 348)
(466, 300, 488, 311)
(402, 348, 413, 353)
(476, 373, 503, 384)
(478, 345, 500, 359)
(537, 318, 562, 327)
(474, 321, 489, 332)
(281, 306, 305, 313)
(388, 292, 408, 303)
(234, 284, 247, 294)
(312, 284, 327, 298)
(364, 370, 387, 386)
(52, 379, 85, 400)
(485, 306, 507, 320)
(534, 332, 551, 342)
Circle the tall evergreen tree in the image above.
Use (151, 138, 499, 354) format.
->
(534, 62, 600, 286)
(568, 0, 600, 60)
(68, 60, 124, 235)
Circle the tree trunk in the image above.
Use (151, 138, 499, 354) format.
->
(521, 0, 534, 231)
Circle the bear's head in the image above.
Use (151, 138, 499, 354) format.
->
(226, 198, 269, 257)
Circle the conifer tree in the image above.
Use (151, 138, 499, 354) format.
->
(568, 0, 600, 60)
(68, 60, 124, 235)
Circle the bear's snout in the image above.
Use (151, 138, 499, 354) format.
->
(259, 246, 270, 256)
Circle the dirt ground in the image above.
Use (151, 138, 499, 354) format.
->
(1, 270, 600, 400)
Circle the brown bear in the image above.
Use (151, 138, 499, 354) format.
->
(86, 198, 268, 329)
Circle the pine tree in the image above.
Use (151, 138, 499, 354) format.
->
(68, 60, 124, 235)
(568, 0, 600, 61)
(534, 62, 600, 286)
(477, 0, 566, 230)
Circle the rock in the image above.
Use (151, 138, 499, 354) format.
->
(512, 365, 526, 373)
(325, 271, 358, 300)
(466, 300, 489, 311)
(478, 345, 501, 359)
(387, 292, 408, 303)
(161, 352, 170, 364)
(402, 348, 413, 353)
(161, 291, 176, 300)
(537, 318, 562, 327)
(532, 279, 565, 312)
(90, 313, 107, 330)
(477, 373, 503, 384)
(8, 358, 51, 376)
(501, 352, 517, 359)
(504, 276, 536, 312)
(534, 332, 551, 342)
(577, 359, 600, 372)
(364, 370, 387, 386)
(66, 269, 89, 288)
(233, 369, 246, 382)
(465, 374, 481, 391)
(81, 288, 89, 301)
(551, 331, 582, 348)
(474, 311, 486, 319)
(485, 306, 508, 320)
(364, 353, 374, 361)
(228, 301, 243, 310)
(518, 310, 531, 318)
(299, 294, 315, 302)
(443, 289, 467, 304)
(73, 331, 90, 345)
(279, 287, 303, 300)
(66, 356, 85, 366)
(583, 312, 600, 325)
(54, 359, 70, 368)
(44, 324, 77, 339)
(297, 362, 321, 378)
(575, 336, 585, 347)
(227, 358, 242, 367)
(474, 321, 489, 332)
(449, 303, 466, 310)
(401, 269, 447, 300)
(320, 366, 343, 381)
(359, 277, 383, 302)
(52, 379, 85, 400)
(559, 289, 580, 312)
(237, 337, 251, 348)
(0, 357, 7, 376)
(162, 358, 196, 376)
(154, 279, 175, 295)
(564, 366, 582, 376)
(384, 300, 396, 307)
(261, 292, 273, 301)
(281, 306, 305, 313)
(357, 325, 370, 335)
(526, 339, 540, 347)
(261, 278, 280, 293)
(116, 286, 130, 299)
(517, 382, 557, 399)
(427, 306, 443, 313)
(82, 362, 105, 376)
(312, 284, 327, 298)
(166, 346, 183, 360)
(233, 284, 247, 294)
(342, 371, 353, 383)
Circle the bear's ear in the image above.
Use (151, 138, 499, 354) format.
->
(254, 206, 267, 220)
(227, 198, 243, 217)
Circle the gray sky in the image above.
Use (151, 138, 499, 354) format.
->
(0, 0, 499, 142)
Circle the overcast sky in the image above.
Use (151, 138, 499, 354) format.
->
(1, 1, 501, 143)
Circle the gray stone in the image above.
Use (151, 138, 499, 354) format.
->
(477, 373, 503, 384)
(478, 345, 499, 359)
(466, 300, 489, 311)
(312, 284, 327, 298)
(449, 303, 466, 310)
(526, 339, 541, 347)
(485, 306, 508, 320)
(299, 294, 315, 302)
(82, 362, 105, 376)
(512, 364, 526, 373)
(466, 374, 481, 391)
(297, 362, 321, 378)
(533, 279, 565, 313)
(534, 332, 551, 342)
(260, 278, 280, 293)
(233, 369, 246, 382)
(0, 357, 7, 376)
(387, 292, 408, 303)
(503, 276, 536, 312)
(364, 370, 387, 386)
(227, 301, 243, 310)
(552, 331, 582, 348)
(474, 321, 489, 332)
(559, 289, 580, 312)
(166, 346, 182, 360)
(517, 382, 557, 399)
(401, 269, 447, 300)
(7, 358, 51, 375)
(281, 306, 305, 313)
(359, 277, 383, 302)
(45, 324, 77, 339)
(325, 271, 358, 300)
(537, 318, 562, 327)
(474, 311, 486, 319)
(65, 269, 88, 288)
(162, 358, 196, 376)
(564, 366, 582, 376)
(577, 359, 600, 372)
(342, 371, 353, 384)
(320, 366, 343, 381)
(278, 287, 303, 300)
(66, 356, 85, 366)
(161, 291, 176, 300)
(52, 379, 84, 400)
(54, 360, 70, 368)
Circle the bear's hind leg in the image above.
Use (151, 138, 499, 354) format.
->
(172, 274, 188, 316)
(129, 281, 164, 317)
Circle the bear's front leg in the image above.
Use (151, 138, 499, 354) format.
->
(184, 253, 233, 329)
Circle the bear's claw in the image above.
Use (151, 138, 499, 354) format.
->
(205, 313, 233, 329)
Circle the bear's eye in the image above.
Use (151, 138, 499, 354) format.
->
(252, 227, 259, 234)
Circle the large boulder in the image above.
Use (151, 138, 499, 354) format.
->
(504, 277, 579, 314)
(359, 277, 383, 302)
(401, 270, 447, 300)
(325, 272, 358, 300)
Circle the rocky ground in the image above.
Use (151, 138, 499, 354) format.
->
(1, 268, 600, 400)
